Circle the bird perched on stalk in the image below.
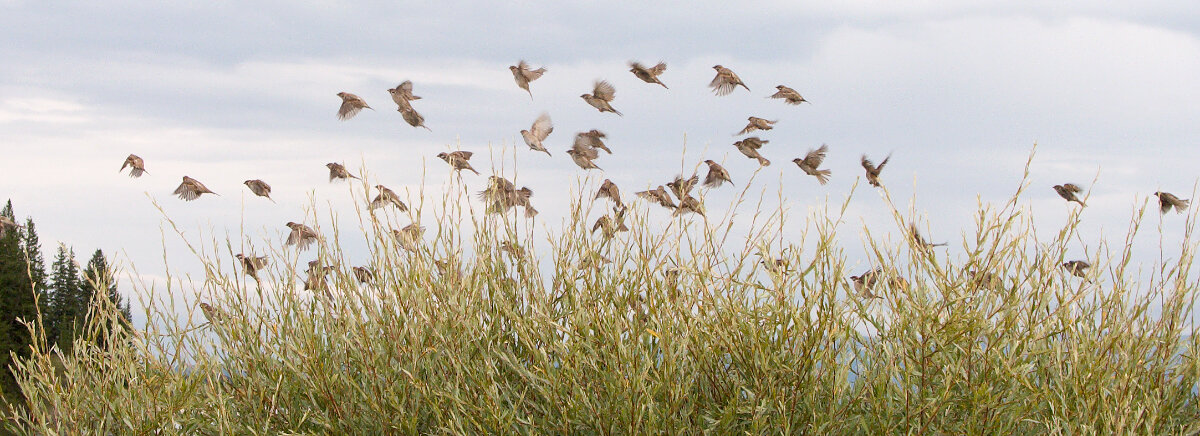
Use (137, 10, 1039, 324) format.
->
(235, 254, 268, 280)
(1154, 191, 1189, 214)
(1061, 260, 1090, 279)
(437, 151, 479, 175)
(399, 107, 431, 131)
(336, 92, 372, 120)
(861, 154, 891, 188)
(243, 180, 275, 203)
(510, 60, 546, 100)
(636, 186, 677, 210)
(769, 85, 808, 105)
(370, 185, 408, 211)
(198, 302, 223, 324)
(737, 117, 776, 135)
(709, 65, 750, 96)
(304, 260, 333, 293)
(120, 154, 147, 178)
(675, 195, 705, 217)
(793, 145, 831, 185)
(173, 176, 217, 201)
(387, 80, 421, 111)
(326, 163, 359, 182)
(702, 160, 733, 188)
(521, 113, 554, 156)
(629, 61, 668, 88)
(1053, 183, 1086, 207)
(499, 241, 525, 259)
(393, 223, 424, 253)
(595, 179, 623, 208)
(909, 223, 947, 251)
(352, 266, 374, 284)
(581, 80, 622, 116)
(592, 210, 630, 238)
(0, 216, 22, 238)
(479, 176, 537, 218)
(734, 137, 770, 166)
(851, 268, 908, 299)
(285, 222, 319, 251)
(667, 174, 699, 201)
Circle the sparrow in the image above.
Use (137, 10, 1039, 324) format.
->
(399, 107, 431, 131)
(370, 185, 408, 211)
(629, 61, 668, 88)
(709, 65, 750, 96)
(198, 302, 223, 324)
(173, 176, 218, 201)
(120, 154, 148, 178)
(909, 223, 947, 251)
(769, 85, 808, 105)
(285, 222, 319, 251)
(437, 151, 480, 175)
(592, 212, 630, 238)
(336, 92, 372, 121)
(509, 60, 546, 100)
(352, 266, 374, 284)
(393, 223, 424, 252)
(1061, 260, 1090, 279)
(326, 163, 359, 182)
(861, 154, 891, 188)
(761, 257, 788, 275)
(851, 268, 909, 299)
(737, 117, 776, 135)
(577, 252, 613, 271)
(595, 179, 623, 207)
(387, 80, 421, 111)
(793, 145, 831, 185)
(567, 136, 604, 170)
(521, 113, 554, 156)
(674, 195, 705, 217)
(667, 174, 699, 200)
(1053, 184, 1086, 207)
(235, 254, 268, 279)
(574, 130, 611, 154)
(0, 216, 22, 238)
(702, 160, 734, 188)
(243, 180, 275, 203)
(479, 177, 537, 218)
(1154, 191, 1190, 214)
(636, 186, 677, 210)
(499, 240, 525, 259)
(580, 80, 621, 116)
(304, 260, 332, 292)
(734, 137, 770, 166)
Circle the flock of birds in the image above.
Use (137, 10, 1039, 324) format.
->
(97, 60, 1197, 303)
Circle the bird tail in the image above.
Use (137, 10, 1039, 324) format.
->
(757, 157, 770, 166)
(659, 82, 668, 89)
(741, 83, 751, 92)
(526, 89, 534, 101)
(470, 167, 480, 175)
(816, 170, 831, 185)
(613, 108, 623, 117)
(1075, 199, 1087, 207)
(422, 125, 432, 132)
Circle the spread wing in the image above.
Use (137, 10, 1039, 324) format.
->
(531, 113, 553, 140)
(650, 62, 667, 74)
(709, 74, 736, 96)
(592, 80, 616, 102)
(803, 144, 828, 168)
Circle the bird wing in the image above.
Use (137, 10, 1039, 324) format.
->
(338, 100, 363, 120)
(709, 74, 736, 96)
(650, 62, 667, 74)
(861, 155, 876, 173)
(452, 151, 474, 160)
(593, 80, 616, 101)
(1063, 183, 1083, 193)
(803, 145, 828, 167)
(531, 113, 553, 140)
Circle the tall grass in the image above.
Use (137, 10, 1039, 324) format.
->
(5, 153, 1200, 434)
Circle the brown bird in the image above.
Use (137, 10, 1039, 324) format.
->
(285, 222, 319, 251)
(1061, 260, 1090, 279)
(575, 130, 611, 154)
(393, 223, 424, 252)
(851, 268, 909, 299)
(499, 240, 525, 259)
(437, 151, 479, 175)
(761, 257, 789, 275)
(636, 185, 677, 210)
(509, 60, 547, 100)
(235, 254, 268, 280)
(861, 154, 891, 188)
(734, 137, 770, 166)
(0, 216, 22, 238)
(909, 223, 947, 251)
(1053, 184, 1086, 206)
(173, 176, 217, 201)
(592, 212, 630, 238)
(387, 80, 421, 111)
(674, 195, 705, 217)
(737, 116, 776, 135)
(667, 174, 699, 200)
(243, 180, 275, 203)
(352, 266, 374, 284)
(399, 106, 431, 131)
(1154, 191, 1190, 214)
(580, 80, 621, 116)
(629, 61, 668, 88)
(769, 85, 809, 105)
(119, 154, 148, 178)
(709, 65, 750, 96)
(702, 160, 734, 188)
(304, 260, 333, 293)
(198, 302, 223, 324)
(478, 176, 536, 218)
(793, 144, 831, 185)
(521, 113, 554, 156)
(326, 163, 359, 182)
(595, 179, 623, 207)
(336, 92, 372, 121)
(370, 185, 408, 211)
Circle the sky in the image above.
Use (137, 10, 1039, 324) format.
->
(2, 2, 1199, 325)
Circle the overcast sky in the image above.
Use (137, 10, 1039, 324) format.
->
(2, 2, 1199, 324)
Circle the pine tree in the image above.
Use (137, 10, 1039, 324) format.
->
(0, 200, 37, 401)
(47, 245, 81, 352)
(81, 250, 129, 350)
(20, 219, 48, 335)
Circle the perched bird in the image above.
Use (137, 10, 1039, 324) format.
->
(851, 268, 909, 299)
(399, 107, 431, 131)
(509, 60, 547, 100)
(636, 186, 677, 210)
(592, 213, 630, 238)
(370, 185, 408, 211)
(709, 65, 750, 96)
(629, 61, 668, 88)
(909, 223, 947, 251)
(702, 160, 734, 188)
(387, 80, 421, 111)
(498, 241, 525, 259)
(574, 130, 611, 154)
(235, 254, 268, 280)
(1053, 184, 1086, 207)
(1154, 191, 1190, 214)
(304, 260, 333, 293)
(761, 257, 789, 275)
(580, 80, 622, 116)
(198, 302, 223, 324)
(737, 117, 776, 135)
(285, 222, 319, 251)
(861, 154, 891, 188)
(479, 176, 536, 218)
(243, 180, 275, 203)
(521, 113, 554, 156)
(393, 223, 424, 252)
(734, 137, 770, 166)
(769, 85, 809, 105)
(119, 154, 148, 178)
(336, 92, 372, 121)
(0, 216, 22, 238)
(436, 151, 479, 175)
(173, 176, 217, 201)
(674, 195, 705, 217)
(595, 179, 623, 207)
(793, 145, 831, 185)
(667, 174, 699, 200)
(326, 163, 359, 182)
(352, 266, 374, 284)
(1061, 260, 1090, 279)
(577, 252, 613, 271)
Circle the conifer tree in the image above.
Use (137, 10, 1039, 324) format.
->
(0, 200, 36, 401)
(20, 219, 48, 330)
(47, 245, 81, 352)
(81, 250, 129, 350)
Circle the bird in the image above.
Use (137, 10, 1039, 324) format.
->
(235, 254, 268, 280)
(629, 61, 668, 88)
(336, 92, 372, 120)
(198, 302, 223, 324)
(861, 154, 891, 188)
(0, 216, 22, 238)
(909, 223, 947, 251)
(352, 266, 375, 284)
(709, 65, 750, 96)
(243, 180, 275, 203)
(566, 148, 602, 171)
(761, 257, 789, 275)
(851, 268, 909, 299)
(1061, 260, 1090, 279)
(674, 195, 705, 217)
(667, 174, 699, 201)
(393, 223, 424, 252)
(574, 130, 611, 154)
(793, 144, 831, 185)
(592, 212, 630, 238)
(173, 176, 217, 201)
(509, 60, 546, 100)
(119, 154, 148, 178)
(580, 80, 622, 116)
(734, 137, 770, 166)
(498, 241, 525, 259)
(326, 163, 359, 182)
(304, 260, 333, 293)
(737, 117, 776, 135)
(1154, 191, 1190, 214)
(769, 85, 808, 105)
(478, 176, 536, 218)
(399, 107, 431, 131)
(387, 80, 421, 111)
(520, 113, 554, 156)
(1053, 184, 1086, 207)
(285, 222, 319, 251)
(636, 186, 677, 210)
(436, 151, 479, 175)
(595, 179, 623, 208)
(702, 160, 733, 188)
(370, 185, 408, 211)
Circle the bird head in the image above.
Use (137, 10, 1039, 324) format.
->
(792, 158, 804, 164)
(285, 222, 298, 229)
(775, 85, 786, 90)
(325, 163, 338, 170)
(704, 159, 716, 165)
(712, 65, 722, 70)
(436, 152, 449, 161)
(374, 184, 386, 190)
(508, 65, 518, 71)
(579, 94, 590, 99)
(242, 180, 253, 187)
(235, 254, 245, 261)
(336, 92, 347, 98)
